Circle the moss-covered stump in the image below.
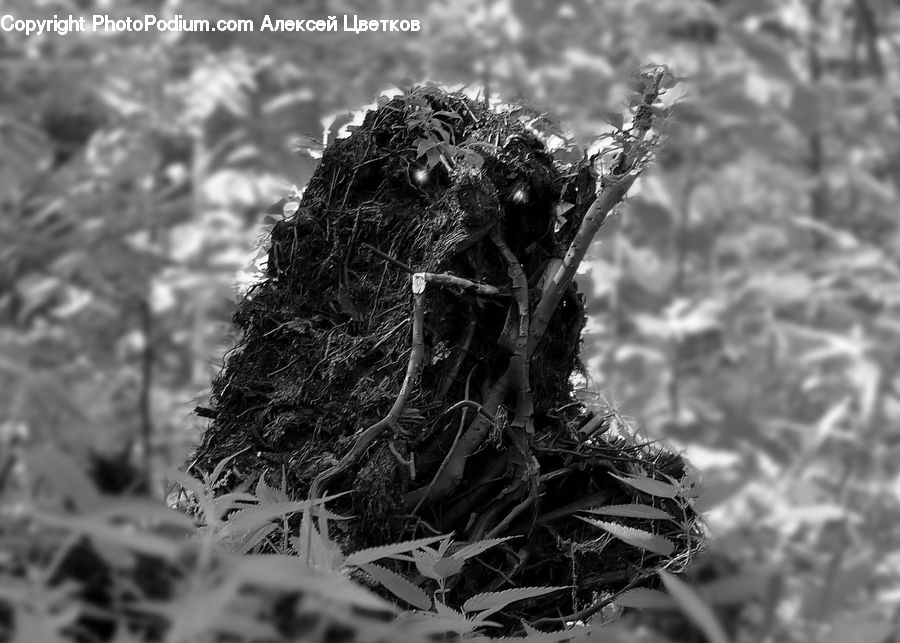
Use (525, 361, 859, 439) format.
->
(192, 84, 701, 628)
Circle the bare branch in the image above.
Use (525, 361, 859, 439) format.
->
(528, 69, 665, 356)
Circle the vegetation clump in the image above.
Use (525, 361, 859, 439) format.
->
(193, 79, 702, 628)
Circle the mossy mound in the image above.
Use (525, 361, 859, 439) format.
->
(192, 85, 701, 628)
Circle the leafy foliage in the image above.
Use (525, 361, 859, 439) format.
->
(0, 449, 670, 641)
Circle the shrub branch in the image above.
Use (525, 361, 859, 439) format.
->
(406, 69, 665, 511)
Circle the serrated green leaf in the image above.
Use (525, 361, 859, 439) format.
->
(432, 556, 465, 579)
(218, 500, 313, 537)
(412, 549, 443, 581)
(166, 468, 206, 500)
(255, 476, 289, 504)
(344, 534, 449, 567)
(463, 586, 568, 618)
(451, 536, 518, 561)
(359, 563, 432, 610)
(433, 600, 467, 620)
(437, 536, 453, 558)
(236, 522, 276, 554)
(578, 516, 675, 556)
(207, 447, 251, 487)
(609, 472, 679, 499)
(211, 492, 258, 521)
(581, 504, 674, 520)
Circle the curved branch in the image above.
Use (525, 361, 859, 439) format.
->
(361, 242, 505, 298)
(420, 272, 504, 298)
(404, 372, 509, 508)
(310, 277, 426, 500)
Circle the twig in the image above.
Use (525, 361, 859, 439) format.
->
(310, 274, 426, 501)
(528, 70, 664, 357)
(361, 242, 506, 298)
(362, 242, 414, 273)
(387, 440, 416, 480)
(485, 493, 537, 539)
(409, 372, 487, 515)
(436, 449, 511, 529)
(578, 413, 613, 439)
(433, 398, 496, 424)
(420, 272, 504, 298)
(405, 372, 509, 507)
(456, 227, 540, 540)
(469, 496, 509, 540)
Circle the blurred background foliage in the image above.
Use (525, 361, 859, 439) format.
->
(2, 0, 900, 640)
